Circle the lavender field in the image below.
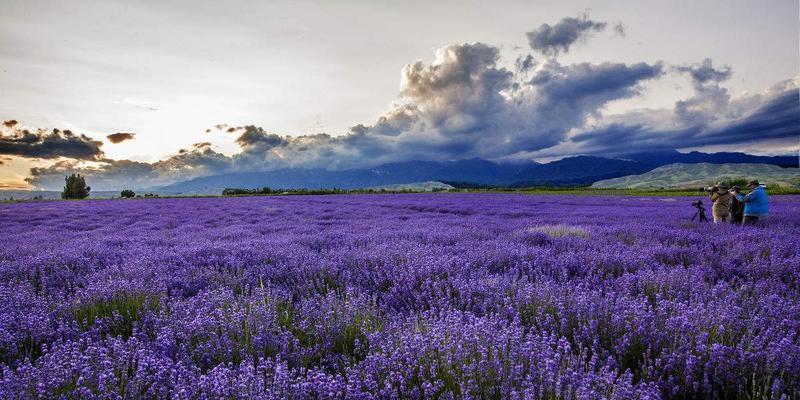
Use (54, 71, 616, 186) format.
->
(0, 194, 798, 399)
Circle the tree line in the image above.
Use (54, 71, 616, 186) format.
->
(61, 174, 151, 199)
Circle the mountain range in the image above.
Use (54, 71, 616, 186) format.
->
(154, 150, 798, 194)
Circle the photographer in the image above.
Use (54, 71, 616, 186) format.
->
(708, 182, 732, 223)
(741, 180, 769, 225)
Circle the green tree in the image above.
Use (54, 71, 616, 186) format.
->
(120, 189, 136, 198)
(61, 174, 91, 199)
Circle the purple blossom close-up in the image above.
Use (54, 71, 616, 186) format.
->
(0, 194, 798, 398)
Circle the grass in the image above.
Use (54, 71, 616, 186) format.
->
(0, 334, 45, 365)
(527, 224, 590, 238)
(72, 292, 160, 339)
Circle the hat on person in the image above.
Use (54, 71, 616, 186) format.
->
(716, 182, 729, 189)
(730, 185, 741, 193)
(748, 179, 760, 187)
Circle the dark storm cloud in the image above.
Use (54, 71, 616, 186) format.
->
(572, 123, 649, 147)
(704, 88, 800, 144)
(571, 86, 800, 154)
(0, 127, 104, 160)
(526, 14, 607, 57)
(106, 132, 136, 144)
(515, 54, 536, 73)
(235, 126, 289, 150)
(479, 59, 662, 155)
(675, 58, 732, 87)
(531, 61, 664, 113)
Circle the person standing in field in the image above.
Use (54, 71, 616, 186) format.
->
(709, 182, 732, 223)
(741, 179, 769, 225)
(729, 186, 745, 224)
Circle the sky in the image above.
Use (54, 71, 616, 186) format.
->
(1, 0, 798, 189)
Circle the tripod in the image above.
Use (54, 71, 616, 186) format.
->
(691, 203, 709, 222)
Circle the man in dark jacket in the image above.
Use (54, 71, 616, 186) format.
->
(729, 186, 745, 224)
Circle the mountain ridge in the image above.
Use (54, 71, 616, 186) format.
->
(153, 151, 798, 194)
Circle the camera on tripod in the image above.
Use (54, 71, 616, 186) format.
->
(690, 200, 708, 222)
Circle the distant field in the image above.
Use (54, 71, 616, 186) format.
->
(1, 194, 798, 398)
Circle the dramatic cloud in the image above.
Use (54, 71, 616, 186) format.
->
(526, 14, 608, 57)
(348, 43, 662, 163)
(666, 58, 734, 126)
(698, 85, 799, 145)
(25, 145, 233, 190)
(528, 60, 664, 120)
(568, 80, 800, 154)
(106, 132, 136, 144)
(0, 127, 104, 160)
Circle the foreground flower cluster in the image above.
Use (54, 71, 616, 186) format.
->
(0, 194, 798, 399)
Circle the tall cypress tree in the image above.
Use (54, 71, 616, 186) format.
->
(61, 174, 91, 199)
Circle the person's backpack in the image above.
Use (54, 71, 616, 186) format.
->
(730, 196, 745, 221)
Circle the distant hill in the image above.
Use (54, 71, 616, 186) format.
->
(592, 163, 800, 189)
(508, 156, 650, 187)
(155, 159, 535, 194)
(369, 181, 455, 191)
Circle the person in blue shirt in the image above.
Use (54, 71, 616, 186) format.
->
(739, 179, 768, 225)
